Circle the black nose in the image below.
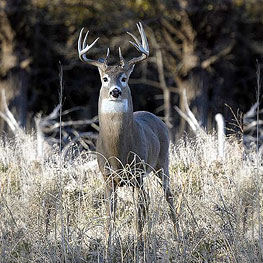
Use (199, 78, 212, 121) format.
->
(110, 88, 122, 98)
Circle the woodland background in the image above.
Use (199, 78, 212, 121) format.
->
(0, 0, 263, 143)
(1, 1, 263, 262)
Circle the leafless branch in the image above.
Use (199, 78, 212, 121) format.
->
(175, 89, 206, 135)
(37, 103, 98, 133)
(62, 131, 98, 159)
(148, 29, 174, 130)
(42, 118, 98, 133)
(161, 28, 182, 57)
(243, 102, 263, 122)
(243, 120, 263, 132)
(129, 78, 177, 92)
(201, 41, 235, 69)
(161, 18, 187, 43)
(0, 89, 24, 136)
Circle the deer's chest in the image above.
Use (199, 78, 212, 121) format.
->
(97, 123, 133, 165)
(100, 99, 128, 114)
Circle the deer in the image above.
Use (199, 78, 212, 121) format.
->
(78, 22, 178, 256)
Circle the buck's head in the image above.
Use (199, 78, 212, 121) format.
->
(78, 22, 149, 102)
(97, 58, 135, 101)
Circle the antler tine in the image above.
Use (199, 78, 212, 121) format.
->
(78, 28, 85, 59)
(78, 28, 98, 61)
(103, 48, 110, 66)
(119, 47, 125, 67)
(127, 32, 141, 50)
(82, 29, 89, 50)
(126, 22, 149, 67)
(138, 22, 149, 53)
(78, 27, 105, 68)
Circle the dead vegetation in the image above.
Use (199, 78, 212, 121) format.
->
(0, 130, 262, 262)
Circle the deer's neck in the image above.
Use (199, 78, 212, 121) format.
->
(98, 96, 134, 164)
(98, 96, 134, 140)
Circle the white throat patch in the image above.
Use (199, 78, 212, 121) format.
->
(101, 99, 128, 113)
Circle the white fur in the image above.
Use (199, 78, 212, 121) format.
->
(101, 99, 128, 113)
(120, 73, 127, 87)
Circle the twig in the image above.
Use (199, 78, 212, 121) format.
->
(41, 118, 98, 132)
(59, 62, 64, 154)
(58, 62, 68, 263)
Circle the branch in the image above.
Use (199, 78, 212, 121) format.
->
(161, 18, 187, 42)
(243, 102, 261, 121)
(162, 28, 182, 57)
(41, 118, 98, 133)
(150, 29, 175, 129)
(243, 120, 263, 132)
(62, 131, 98, 159)
(129, 78, 177, 92)
(0, 89, 24, 136)
(37, 103, 99, 133)
(174, 105, 198, 132)
(201, 41, 235, 69)
(175, 89, 206, 135)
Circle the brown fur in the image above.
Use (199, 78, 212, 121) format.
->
(96, 65, 178, 257)
(78, 23, 177, 259)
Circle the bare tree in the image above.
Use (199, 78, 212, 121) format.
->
(156, 1, 235, 138)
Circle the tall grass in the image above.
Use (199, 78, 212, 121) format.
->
(0, 130, 262, 262)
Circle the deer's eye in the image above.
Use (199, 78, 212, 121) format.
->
(121, 77, 127, 82)
(103, 77, 108, 82)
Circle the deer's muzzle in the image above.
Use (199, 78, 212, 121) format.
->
(110, 88, 122, 99)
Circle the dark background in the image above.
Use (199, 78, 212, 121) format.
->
(0, 0, 262, 143)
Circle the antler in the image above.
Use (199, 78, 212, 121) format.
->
(125, 22, 149, 67)
(78, 28, 108, 69)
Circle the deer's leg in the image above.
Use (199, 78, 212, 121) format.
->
(134, 183, 148, 249)
(105, 181, 117, 260)
(157, 167, 178, 234)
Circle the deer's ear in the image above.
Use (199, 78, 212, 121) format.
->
(126, 64, 135, 78)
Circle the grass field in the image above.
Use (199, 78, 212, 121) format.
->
(0, 131, 262, 262)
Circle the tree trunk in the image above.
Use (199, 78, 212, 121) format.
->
(0, 0, 30, 133)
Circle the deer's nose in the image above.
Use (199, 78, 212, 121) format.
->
(110, 88, 122, 98)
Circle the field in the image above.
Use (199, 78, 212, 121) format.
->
(0, 131, 262, 262)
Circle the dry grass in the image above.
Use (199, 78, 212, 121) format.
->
(0, 132, 262, 262)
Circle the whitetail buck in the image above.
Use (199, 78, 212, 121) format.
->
(78, 22, 177, 255)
